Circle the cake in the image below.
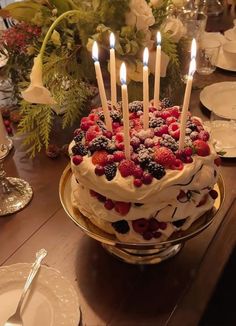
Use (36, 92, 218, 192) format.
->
(69, 99, 220, 243)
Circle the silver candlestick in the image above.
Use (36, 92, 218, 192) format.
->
(0, 144, 33, 216)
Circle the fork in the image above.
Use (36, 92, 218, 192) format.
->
(3, 248, 47, 326)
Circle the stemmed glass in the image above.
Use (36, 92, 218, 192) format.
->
(0, 144, 33, 216)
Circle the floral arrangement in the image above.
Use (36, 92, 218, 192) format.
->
(0, 0, 186, 157)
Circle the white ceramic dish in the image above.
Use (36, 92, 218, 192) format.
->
(216, 47, 236, 72)
(204, 120, 236, 158)
(0, 263, 80, 326)
(200, 82, 236, 119)
(224, 28, 236, 41)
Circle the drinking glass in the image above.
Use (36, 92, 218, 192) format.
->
(196, 39, 221, 75)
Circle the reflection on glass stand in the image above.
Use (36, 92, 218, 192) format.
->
(0, 144, 33, 216)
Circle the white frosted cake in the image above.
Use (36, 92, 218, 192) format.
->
(69, 100, 220, 243)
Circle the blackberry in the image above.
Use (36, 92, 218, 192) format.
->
(111, 220, 130, 234)
(147, 161, 166, 179)
(98, 111, 105, 121)
(89, 135, 109, 152)
(186, 121, 197, 131)
(129, 101, 143, 113)
(161, 98, 173, 108)
(149, 117, 165, 128)
(160, 134, 178, 152)
(137, 147, 153, 168)
(110, 110, 122, 122)
(71, 144, 88, 156)
(74, 131, 84, 143)
(96, 120, 106, 130)
(104, 163, 117, 181)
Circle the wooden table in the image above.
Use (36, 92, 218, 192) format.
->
(1, 11, 236, 326)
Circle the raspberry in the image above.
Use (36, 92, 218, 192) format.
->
(144, 138, 154, 147)
(170, 159, 184, 170)
(116, 142, 124, 150)
(159, 222, 167, 230)
(168, 122, 180, 140)
(80, 118, 94, 131)
(114, 201, 131, 215)
(198, 130, 210, 141)
(154, 124, 169, 136)
(147, 161, 166, 179)
(107, 154, 114, 164)
(184, 147, 193, 156)
(153, 147, 176, 168)
(104, 199, 115, 210)
(92, 151, 108, 166)
(113, 151, 125, 162)
(142, 172, 153, 184)
(118, 160, 135, 177)
(193, 140, 210, 157)
(88, 113, 99, 121)
(214, 157, 221, 166)
(104, 163, 117, 181)
(95, 165, 105, 176)
(209, 189, 218, 199)
(132, 218, 149, 234)
(143, 231, 153, 240)
(159, 110, 172, 120)
(111, 220, 130, 234)
(133, 178, 142, 187)
(115, 132, 124, 143)
(166, 116, 177, 125)
(185, 156, 193, 163)
(133, 166, 143, 178)
(130, 136, 141, 149)
(169, 106, 180, 118)
(72, 155, 83, 165)
(103, 130, 113, 139)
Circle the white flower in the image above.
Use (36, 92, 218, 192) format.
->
(21, 55, 56, 105)
(125, 0, 155, 31)
(149, 50, 170, 77)
(150, 0, 164, 8)
(162, 17, 186, 43)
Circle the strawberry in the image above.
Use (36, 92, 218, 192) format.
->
(92, 150, 108, 166)
(118, 160, 135, 177)
(132, 218, 149, 234)
(193, 140, 210, 157)
(153, 147, 176, 167)
(114, 201, 131, 215)
(168, 122, 180, 140)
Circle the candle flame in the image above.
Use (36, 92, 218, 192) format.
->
(143, 47, 149, 66)
(92, 41, 98, 61)
(120, 62, 126, 85)
(191, 38, 197, 59)
(157, 31, 161, 46)
(110, 32, 115, 49)
(189, 58, 196, 77)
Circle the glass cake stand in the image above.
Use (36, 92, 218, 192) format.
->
(59, 164, 225, 265)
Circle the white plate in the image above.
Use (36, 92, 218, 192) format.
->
(204, 120, 236, 158)
(0, 263, 80, 326)
(224, 28, 236, 41)
(200, 82, 236, 119)
(216, 47, 236, 72)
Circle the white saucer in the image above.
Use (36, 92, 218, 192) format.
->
(200, 82, 236, 119)
(204, 120, 236, 158)
(0, 263, 80, 326)
(216, 47, 236, 72)
(224, 28, 236, 41)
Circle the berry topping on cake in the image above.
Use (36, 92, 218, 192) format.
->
(161, 97, 173, 108)
(154, 124, 168, 136)
(142, 172, 153, 184)
(160, 134, 178, 151)
(147, 161, 166, 179)
(153, 147, 176, 168)
(129, 101, 143, 112)
(198, 130, 210, 141)
(104, 163, 117, 181)
(193, 140, 210, 156)
(72, 144, 88, 156)
(132, 218, 149, 234)
(209, 189, 218, 199)
(133, 178, 143, 187)
(89, 135, 109, 152)
(118, 160, 135, 177)
(104, 199, 115, 210)
(95, 165, 105, 176)
(168, 122, 180, 140)
(72, 155, 83, 165)
(111, 220, 130, 234)
(149, 117, 165, 128)
(92, 150, 108, 166)
(114, 201, 131, 215)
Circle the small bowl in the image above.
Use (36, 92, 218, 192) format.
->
(222, 41, 236, 67)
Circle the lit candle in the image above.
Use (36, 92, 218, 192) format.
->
(92, 41, 112, 131)
(154, 31, 161, 108)
(179, 39, 197, 150)
(120, 62, 130, 160)
(143, 47, 149, 130)
(109, 32, 117, 108)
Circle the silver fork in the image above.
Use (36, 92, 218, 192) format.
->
(3, 248, 47, 326)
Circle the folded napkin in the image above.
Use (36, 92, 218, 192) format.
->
(202, 32, 227, 44)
